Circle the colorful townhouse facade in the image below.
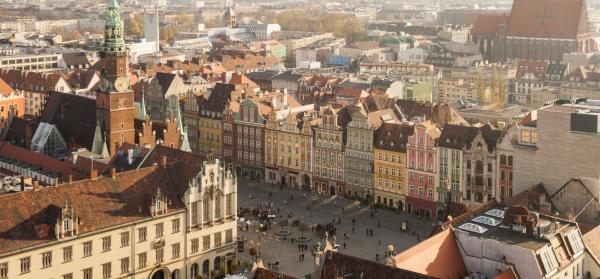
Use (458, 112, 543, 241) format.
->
(313, 106, 346, 196)
(405, 121, 440, 218)
(373, 122, 413, 209)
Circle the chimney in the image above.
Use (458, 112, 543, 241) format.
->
(110, 167, 117, 179)
(32, 180, 39, 190)
(90, 169, 98, 180)
(68, 174, 73, 184)
(160, 156, 167, 167)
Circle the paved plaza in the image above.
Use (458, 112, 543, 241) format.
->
(236, 179, 437, 278)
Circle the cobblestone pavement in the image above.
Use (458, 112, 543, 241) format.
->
(235, 179, 437, 278)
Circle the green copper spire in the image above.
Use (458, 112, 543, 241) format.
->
(137, 92, 148, 120)
(104, 0, 125, 51)
(108, 0, 120, 9)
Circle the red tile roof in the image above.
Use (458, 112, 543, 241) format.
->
(0, 159, 200, 254)
(506, 0, 588, 39)
(471, 15, 509, 36)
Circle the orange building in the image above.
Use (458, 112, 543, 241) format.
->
(0, 77, 24, 129)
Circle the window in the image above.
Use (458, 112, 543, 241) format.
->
(172, 219, 180, 233)
(42, 251, 52, 268)
(102, 262, 111, 278)
(138, 252, 147, 268)
(83, 268, 92, 279)
(226, 194, 232, 216)
(487, 163, 492, 172)
(138, 227, 147, 242)
(191, 238, 199, 253)
(62, 273, 73, 279)
(121, 232, 129, 247)
(428, 189, 433, 198)
(83, 241, 93, 257)
(155, 223, 163, 238)
(203, 235, 211, 250)
(155, 248, 164, 263)
(418, 187, 424, 196)
(63, 246, 72, 262)
(120, 257, 129, 274)
(226, 229, 233, 243)
(20, 257, 30, 273)
(0, 263, 6, 279)
(172, 243, 181, 259)
(102, 236, 111, 252)
(215, 232, 222, 247)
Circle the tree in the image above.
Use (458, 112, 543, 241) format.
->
(160, 25, 179, 41)
(249, 247, 257, 259)
(126, 13, 144, 36)
(299, 222, 310, 238)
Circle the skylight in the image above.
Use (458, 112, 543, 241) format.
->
(566, 230, 585, 256)
(458, 222, 488, 234)
(473, 216, 501, 227)
(539, 246, 559, 275)
(485, 209, 505, 219)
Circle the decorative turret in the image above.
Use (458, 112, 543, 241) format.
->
(55, 199, 80, 239)
(104, 0, 125, 52)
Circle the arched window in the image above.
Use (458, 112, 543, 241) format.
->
(215, 194, 222, 219)
(214, 256, 221, 271)
(475, 192, 484, 203)
(191, 264, 198, 277)
(171, 269, 179, 279)
(203, 196, 210, 222)
(202, 260, 210, 274)
(475, 161, 484, 174)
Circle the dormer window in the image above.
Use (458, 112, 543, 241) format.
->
(63, 218, 71, 232)
(156, 198, 161, 211)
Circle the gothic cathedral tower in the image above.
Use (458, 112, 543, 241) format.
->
(96, 0, 135, 155)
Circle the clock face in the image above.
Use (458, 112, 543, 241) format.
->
(114, 77, 129, 92)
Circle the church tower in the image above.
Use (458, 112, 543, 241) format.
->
(96, 0, 135, 155)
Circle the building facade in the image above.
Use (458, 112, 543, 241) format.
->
(264, 106, 314, 189)
(233, 98, 268, 181)
(313, 107, 345, 196)
(406, 122, 440, 218)
(373, 123, 413, 210)
(344, 105, 374, 199)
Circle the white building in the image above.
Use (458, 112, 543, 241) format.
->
(144, 5, 160, 53)
(0, 156, 238, 279)
(237, 20, 281, 40)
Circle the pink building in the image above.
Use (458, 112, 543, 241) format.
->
(406, 122, 441, 219)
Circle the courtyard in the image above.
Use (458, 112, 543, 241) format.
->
(235, 179, 438, 278)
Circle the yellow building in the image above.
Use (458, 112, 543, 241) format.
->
(198, 83, 239, 156)
(373, 123, 414, 209)
(199, 117, 223, 155)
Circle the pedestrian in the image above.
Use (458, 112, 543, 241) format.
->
(375, 254, 379, 262)
(352, 218, 355, 226)
(291, 237, 295, 244)
(302, 254, 305, 261)
(343, 242, 347, 249)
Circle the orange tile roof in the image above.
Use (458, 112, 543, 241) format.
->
(507, 0, 588, 39)
(0, 78, 14, 96)
(394, 229, 468, 279)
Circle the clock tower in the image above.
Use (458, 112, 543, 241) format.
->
(96, 0, 135, 155)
